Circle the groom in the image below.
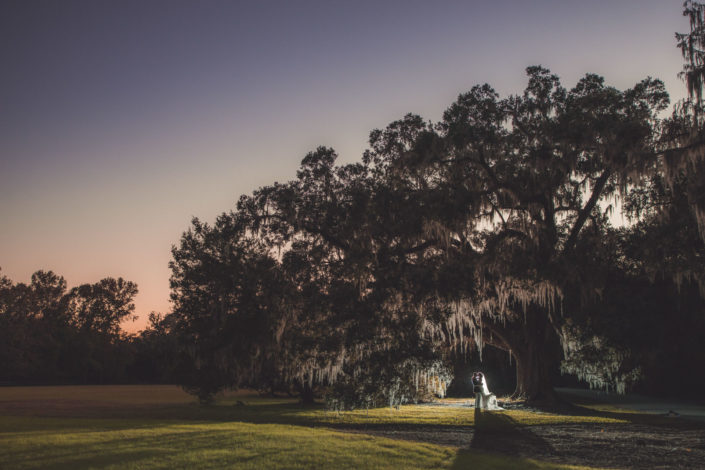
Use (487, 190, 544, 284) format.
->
(471, 372, 500, 410)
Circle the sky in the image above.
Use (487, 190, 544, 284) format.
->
(0, 0, 690, 332)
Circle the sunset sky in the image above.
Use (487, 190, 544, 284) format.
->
(0, 0, 689, 332)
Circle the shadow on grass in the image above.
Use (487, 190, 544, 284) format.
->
(470, 408, 555, 456)
(446, 409, 569, 470)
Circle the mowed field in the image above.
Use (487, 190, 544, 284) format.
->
(0, 385, 701, 470)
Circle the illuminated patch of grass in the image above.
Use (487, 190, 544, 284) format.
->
(294, 403, 477, 426)
(255, 401, 627, 428)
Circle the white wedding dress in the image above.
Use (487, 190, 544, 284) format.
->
(472, 373, 504, 410)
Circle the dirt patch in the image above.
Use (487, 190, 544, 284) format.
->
(530, 423, 705, 469)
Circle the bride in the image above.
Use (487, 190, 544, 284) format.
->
(471, 372, 503, 410)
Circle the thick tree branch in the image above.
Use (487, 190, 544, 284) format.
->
(563, 169, 611, 255)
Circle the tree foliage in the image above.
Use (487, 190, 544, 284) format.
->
(0, 269, 146, 384)
(666, 1, 705, 238)
(168, 66, 678, 403)
(168, 216, 288, 403)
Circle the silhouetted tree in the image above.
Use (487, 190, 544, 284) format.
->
(614, 164, 705, 397)
(247, 147, 456, 407)
(666, 0, 705, 237)
(0, 270, 71, 382)
(354, 68, 668, 401)
(66, 277, 138, 336)
(129, 312, 180, 383)
(0, 270, 140, 384)
(171, 67, 671, 405)
(169, 216, 289, 403)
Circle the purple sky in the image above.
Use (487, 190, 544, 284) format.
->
(0, 0, 689, 332)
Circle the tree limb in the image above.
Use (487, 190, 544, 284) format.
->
(562, 169, 611, 255)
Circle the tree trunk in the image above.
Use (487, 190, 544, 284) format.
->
(296, 381, 316, 405)
(484, 309, 562, 404)
(511, 309, 562, 403)
(511, 338, 559, 402)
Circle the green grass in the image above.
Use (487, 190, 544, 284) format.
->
(1, 417, 457, 470)
(0, 386, 612, 469)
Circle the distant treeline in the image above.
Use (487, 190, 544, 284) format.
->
(0, 270, 176, 385)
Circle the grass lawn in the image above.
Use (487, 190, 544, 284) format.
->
(0, 385, 631, 469)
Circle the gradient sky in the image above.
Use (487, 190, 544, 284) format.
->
(0, 0, 689, 332)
